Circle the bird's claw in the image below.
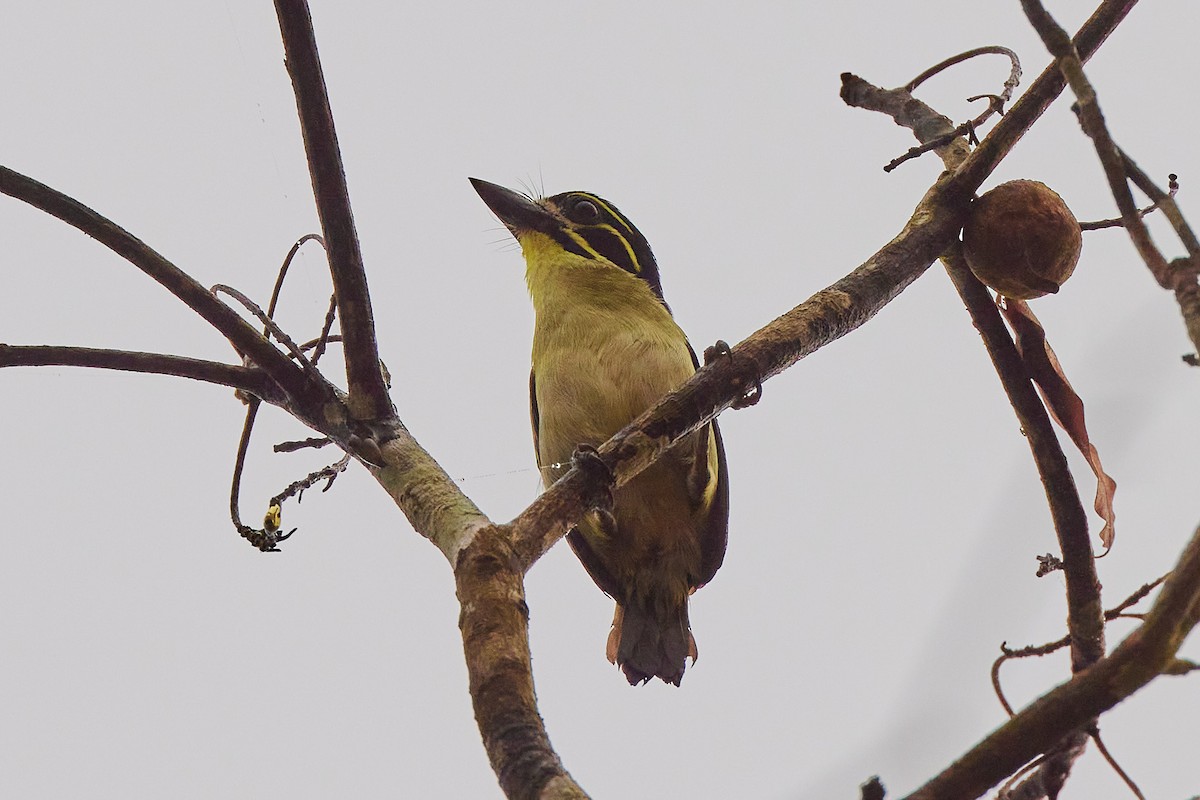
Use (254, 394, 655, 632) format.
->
(572, 443, 615, 511)
(732, 377, 763, 409)
(704, 339, 763, 410)
(702, 339, 732, 365)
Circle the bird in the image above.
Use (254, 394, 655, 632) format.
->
(470, 177, 729, 686)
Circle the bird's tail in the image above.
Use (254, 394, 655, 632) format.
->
(606, 598, 698, 686)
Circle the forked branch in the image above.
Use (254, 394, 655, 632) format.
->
(0, 166, 310, 401)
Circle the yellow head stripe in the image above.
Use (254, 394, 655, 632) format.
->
(563, 229, 605, 261)
(593, 223, 642, 274)
(564, 224, 643, 276)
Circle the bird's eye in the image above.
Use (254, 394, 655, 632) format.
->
(571, 199, 600, 222)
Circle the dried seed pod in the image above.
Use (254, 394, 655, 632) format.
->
(962, 180, 1082, 299)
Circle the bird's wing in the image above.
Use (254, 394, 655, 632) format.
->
(683, 343, 729, 588)
(531, 367, 624, 599)
(529, 368, 542, 469)
(694, 418, 730, 588)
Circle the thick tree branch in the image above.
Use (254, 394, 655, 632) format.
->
(273, 0, 391, 421)
(0, 344, 280, 400)
(456, 525, 589, 800)
(371, 422, 490, 565)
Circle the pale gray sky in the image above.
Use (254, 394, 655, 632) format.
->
(3, 2, 1199, 798)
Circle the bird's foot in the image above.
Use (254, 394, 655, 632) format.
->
(702, 339, 732, 365)
(572, 443, 615, 513)
(703, 339, 763, 409)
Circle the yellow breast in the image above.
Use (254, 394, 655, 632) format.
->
(523, 233, 695, 473)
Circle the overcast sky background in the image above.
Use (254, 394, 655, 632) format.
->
(4, 2, 1199, 798)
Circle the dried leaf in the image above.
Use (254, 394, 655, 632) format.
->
(999, 297, 1117, 549)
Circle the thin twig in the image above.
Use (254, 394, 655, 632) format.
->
(275, 437, 333, 453)
(0, 344, 277, 399)
(267, 234, 326, 321)
(882, 46, 1022, 172)
(299, 333, 343, 354)
(1090, 728, 1147, 800)
(1079, 177, 1173, 230)
(1108, 574, 1169, 616)
(229, 396, 285, 552)
(992, 637, 1070, 717)
(212, 283, 314, 371)
(311, 294, 338, 365)
(270, 453, 351, 506)
(905, 45, 1022, 97)
(991, 575, 1167, 716)
(1119, 163, 1200, 256)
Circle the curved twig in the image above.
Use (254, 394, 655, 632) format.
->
(878, 46, 1023, 172)
(223, 234, 342, 552)
(267, 234, 326, 319)
(229, 397, 265, 541)
(905, 45, 1021, 97)
(1090, 728, 1147, 800)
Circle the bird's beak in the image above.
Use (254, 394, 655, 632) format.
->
(469, 177, 557, 236)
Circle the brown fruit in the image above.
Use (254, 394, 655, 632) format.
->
(962, 179, 1082, 299)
